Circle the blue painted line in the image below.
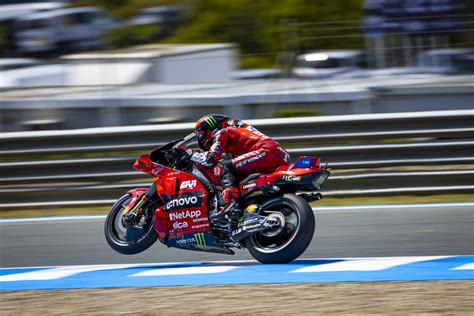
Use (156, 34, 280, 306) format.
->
(1, 202, 473, 223)
(0, 267, 51, 276)
(1, 256, 472, 291)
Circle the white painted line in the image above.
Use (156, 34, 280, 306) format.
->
(0, 264, 139, 282)
(0, 215, 107, 223)
(0, 199, 117, 208)
(130, 266, 239, 277)
(289, 256, 450, 273)
(451, 263, 474, 270)
(0, 260, 257, 271)
(314, 202, 474, 211)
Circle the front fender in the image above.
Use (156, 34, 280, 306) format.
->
(126, 188, 148, 210)
(154, 205, 170, 243)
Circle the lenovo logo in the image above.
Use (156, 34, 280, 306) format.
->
(165, 192, 202, 211)
(242, 182, 257, 190)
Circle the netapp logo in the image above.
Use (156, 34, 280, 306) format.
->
(170, 210, 201, 221)
(166, 192, 202, 211)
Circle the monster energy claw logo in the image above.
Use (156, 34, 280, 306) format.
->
(205, 116, 217, 128)
(194, 232, 206, 249)
(315, 174, 328, 187)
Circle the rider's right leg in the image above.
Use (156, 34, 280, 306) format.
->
(210, 160, 240, 220)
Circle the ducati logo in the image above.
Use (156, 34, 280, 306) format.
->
(180, 180, 197, 190)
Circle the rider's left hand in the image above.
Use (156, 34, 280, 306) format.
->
(176, 146, 193, 157)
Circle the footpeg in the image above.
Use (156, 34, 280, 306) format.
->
(210, 200, 241, 222)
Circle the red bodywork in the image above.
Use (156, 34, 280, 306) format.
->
(133, 154, 211, 244)
(239, 156, 325, 194)
(132, 153, 328, 251)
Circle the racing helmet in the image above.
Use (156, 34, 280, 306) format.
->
(195, 114, 229, 150)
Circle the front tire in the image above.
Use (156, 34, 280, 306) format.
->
(104, 194, 158, 255)
(246, 194, 315, 263)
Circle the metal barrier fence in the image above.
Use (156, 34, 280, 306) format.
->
(0, 110, 473, 209)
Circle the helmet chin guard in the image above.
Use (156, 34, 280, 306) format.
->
(195, 114, 229, 150)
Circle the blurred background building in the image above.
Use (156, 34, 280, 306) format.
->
(0, 0, 473, 131)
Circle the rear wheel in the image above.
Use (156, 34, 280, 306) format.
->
(104, 194, 158, 255)
(246, 194, 315, 263)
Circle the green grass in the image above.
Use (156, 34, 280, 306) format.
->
(0, 193, 471, 219)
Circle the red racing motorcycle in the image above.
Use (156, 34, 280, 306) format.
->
(104, 133, 330, 263)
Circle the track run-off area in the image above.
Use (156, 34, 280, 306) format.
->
(1, 203, 473, 291)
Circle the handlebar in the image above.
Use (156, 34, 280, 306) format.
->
(149, 132, 196, 169)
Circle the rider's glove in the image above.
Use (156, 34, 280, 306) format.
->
(177, 145, 193, 157)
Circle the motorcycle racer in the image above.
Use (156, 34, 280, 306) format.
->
(185, 114, 291, 218)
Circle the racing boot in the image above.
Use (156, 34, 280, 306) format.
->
(211, 187, 241, 222)
(210, 161, 242, 222)
(222, 187, 241, 215)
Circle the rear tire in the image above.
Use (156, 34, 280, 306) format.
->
(104, 194, 158, 255)
(246, 194, 315, 263)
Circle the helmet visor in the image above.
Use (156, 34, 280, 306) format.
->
(196, 128, 212, 150)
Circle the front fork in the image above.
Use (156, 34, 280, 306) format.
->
(123, 184, 157, 227)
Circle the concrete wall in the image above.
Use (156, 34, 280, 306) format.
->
(65, 60, 153, 86)
(153, 48, 237, 83)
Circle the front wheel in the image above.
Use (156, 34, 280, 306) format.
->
(104, 193, 158, 255)
(246, 194, 315, 263)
